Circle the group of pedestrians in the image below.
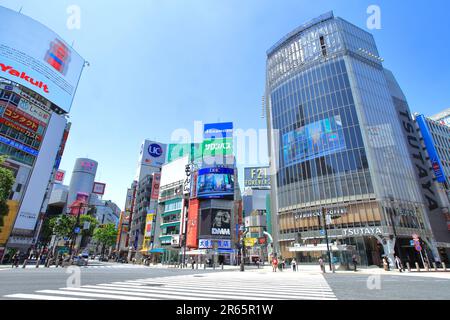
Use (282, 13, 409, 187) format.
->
(9, 250, 70, 268)
(271, 257, 298, 272)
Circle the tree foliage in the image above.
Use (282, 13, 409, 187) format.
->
(0, 156, 15, 227)
(93, 223, 118, 248)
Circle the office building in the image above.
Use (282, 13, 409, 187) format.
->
(265, 12, 440, 267)
(0, 6, 84, 257)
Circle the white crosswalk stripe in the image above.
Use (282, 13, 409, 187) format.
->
(3, 271, 337, 300)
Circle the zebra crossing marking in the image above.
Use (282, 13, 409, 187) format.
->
(3, 271, 337, 300)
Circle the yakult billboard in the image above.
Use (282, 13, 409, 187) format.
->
(0, 6, 85, 113)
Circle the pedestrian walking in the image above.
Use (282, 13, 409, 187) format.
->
(256, 258, 260, 269)
(291, 258, 297, 272)
(191, 258, 196, 269)
(272, 257, 278, 272)
(395, 255, 404, 272)
(383, 256, 390, 271)
(282, 259, 286, 271)
(319, 257, 325, 273)
(352, 254, 358, 272)
(11, 251, 20, 268)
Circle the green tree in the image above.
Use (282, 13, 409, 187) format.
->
(0, 156, 15, 228)
(49, 214, 75, 239)
(93, 223, 118, 257)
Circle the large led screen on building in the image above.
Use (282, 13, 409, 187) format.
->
(282, 115, 346, 166)
(197, 167, 234, 199)
(0, 6, 84, 113)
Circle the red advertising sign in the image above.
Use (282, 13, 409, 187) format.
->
(151, 173, 161, 200)
(54, 170, 65, 183)
(0, 118, 42, 141)
(92, 182, 106, 195)
(186, 199, 199, 249)
(3, 106, 42, 132)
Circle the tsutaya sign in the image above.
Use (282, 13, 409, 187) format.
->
(342, 227, 383, 237)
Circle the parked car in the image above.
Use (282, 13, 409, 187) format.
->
(72, 255, 88, 266)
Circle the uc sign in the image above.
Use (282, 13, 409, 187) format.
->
(148, 144, 163, 157)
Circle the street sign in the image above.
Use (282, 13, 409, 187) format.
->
(412, 233, 419, 241)
(320, 230, 325, 236)
(410, 240, 415, 246)
(74, 227, 81, 234)
(414, 244, 422, 252)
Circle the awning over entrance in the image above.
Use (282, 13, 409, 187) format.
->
(288, 244, 352, 252)
(183, 249, 208, 255)
(149, 248, 166, 253)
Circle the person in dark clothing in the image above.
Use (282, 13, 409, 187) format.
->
(12, 251, 20, 268)
(352, 254, 358, 272)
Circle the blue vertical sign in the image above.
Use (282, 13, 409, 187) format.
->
(416, 115, 446, 183)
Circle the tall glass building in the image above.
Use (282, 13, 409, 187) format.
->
(266, 12, 438, 267)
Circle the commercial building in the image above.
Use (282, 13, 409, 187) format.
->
(265, 12, 441, 267)
(430, 108, 450, 127)
(0, 6, 84, 258)
(126, 140, 165, 260)
(67, 158, 98, 207)
(411, 113, 450, 260)
(242, 166, 272, 262)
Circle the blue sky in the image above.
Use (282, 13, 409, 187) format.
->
(1, 0, 449, 210)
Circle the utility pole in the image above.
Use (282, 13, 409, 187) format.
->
(240, 227, 248, 271)
(69, 202, 85, 256)
(320, 207, 332, 272)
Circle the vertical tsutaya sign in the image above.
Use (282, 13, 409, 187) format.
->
(415, 115, 446, 183)
(150, 173, 161, 200)
(244, 167, 271, 188)
(0, 6, 85, 113)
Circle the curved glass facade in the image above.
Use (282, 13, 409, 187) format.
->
(271, 57, 373, 209)
(266, 13, 433, 266)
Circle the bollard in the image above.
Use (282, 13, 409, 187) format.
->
(442, 262, 446, 271)
(221, 263, 224, 270)
(204, 263, 206, 270)
(196, 262, 198, 270)
(406, 262, 411, 272)
(425, 263, 429, 272)
(415, 262, 420, 272)
(433, 262, 438, 272)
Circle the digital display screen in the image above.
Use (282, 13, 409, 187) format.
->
(282, 115, 346, 166)
(197, 167, 234, 199)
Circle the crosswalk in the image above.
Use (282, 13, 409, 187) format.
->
(3, 271, 337, 300)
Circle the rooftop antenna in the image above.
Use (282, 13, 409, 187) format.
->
(18, 6, 23, 13)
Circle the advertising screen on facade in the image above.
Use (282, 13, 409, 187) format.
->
(244, 166, 271, 188)
(282, 115, 346, 166)
(197, 167, 234, 199)
(0, 6, 85, 113)
(211, 209, 231, 236)
(204, 122, 233, 139)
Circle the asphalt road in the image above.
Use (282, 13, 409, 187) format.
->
(1, 263, 449, 300)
